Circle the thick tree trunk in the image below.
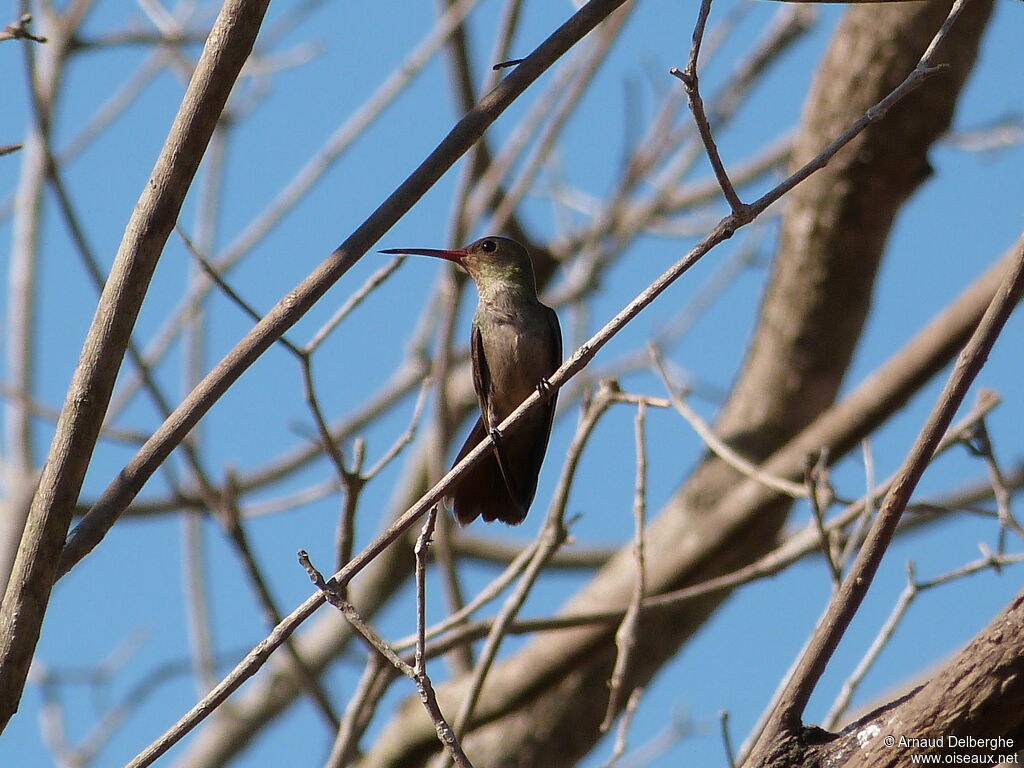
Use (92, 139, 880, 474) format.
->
(793, 588, 1024, 768)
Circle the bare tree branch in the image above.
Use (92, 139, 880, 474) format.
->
(0, 0, 273, 731)
(748, 228, 1024, 765)
(58, 0, 637, 580)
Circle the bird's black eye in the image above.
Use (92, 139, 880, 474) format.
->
(480, 239, 497, 253)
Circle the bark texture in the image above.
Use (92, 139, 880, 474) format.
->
(797, 589, 1024, 768)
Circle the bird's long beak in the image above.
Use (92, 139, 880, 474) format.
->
(379, 247, 467, 264)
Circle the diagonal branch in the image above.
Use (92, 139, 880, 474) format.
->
(748, 230, 1024, 764)
(59, 0, 635, 581)
(0, 0, 272, 732)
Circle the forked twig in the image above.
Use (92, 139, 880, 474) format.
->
(598, 688, 644, 768)
(804, 450, 842, 586)
(652, 346, 806, 498)
(670, 0, 743, 211)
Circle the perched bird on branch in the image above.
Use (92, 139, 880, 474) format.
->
(381, 237, 561, 525)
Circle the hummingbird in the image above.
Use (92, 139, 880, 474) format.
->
(380, 236, 562, 525)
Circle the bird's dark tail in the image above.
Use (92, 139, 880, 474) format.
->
(446, 418, 528, 525)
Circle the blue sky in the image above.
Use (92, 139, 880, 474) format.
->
(1, 0, 1023, 765)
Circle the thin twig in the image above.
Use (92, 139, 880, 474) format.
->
(415, 509, 437, 676)
(177, 227, 303, 357)
(414, 509, 474, 767)
(805, 451, 842, 586)
(0, 13, 47, 43)
(961, 412, 1024, 552)
(670, 0, 743, 211)
(599, 687, 644, 768)
(651, 346, 806, 498)
(601, 401, 647, 732)
(740, 388, 1010, 759)
(334, 438, 365, 579)
(366, 375, 433, 479)
(304, 255, 406, 353)
(839, 439, 877, 569)
(325, 655, 395, 768)
(720, 710, 737, 768)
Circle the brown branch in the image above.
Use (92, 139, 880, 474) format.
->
(670, 0, 743, 211)
(0, 14, 46, 43)
(748, 229, 1024, 763)
(803, 585, 1024, 768)
(59, 0, 636, 581)
(0, 0, 271, 731)
(600, 401, 647, 732)
(415, 510, 475, 768)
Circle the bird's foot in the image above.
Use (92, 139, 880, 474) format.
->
(536, 377, 554, 398)
(489, 427, 503, 448)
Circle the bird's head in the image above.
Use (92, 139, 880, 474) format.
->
(381, 236, 537, 294)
